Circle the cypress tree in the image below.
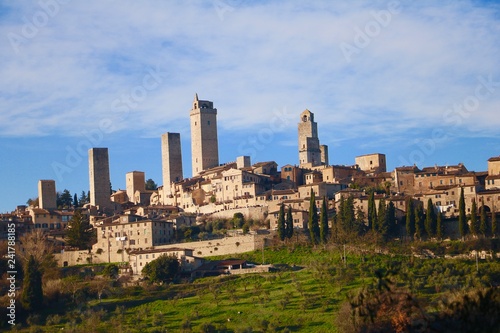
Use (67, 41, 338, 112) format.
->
(344, 196, 355, 232)
(277, 204, 286, 241)
(458, 187, 467, 239)
(406, 198, 415, 240)
(21, 255, 43, 311)
(470, 199, 478, 236)
(319, 197, 329, 244)
(73, 193, 79, 208)
(285, 205, 294, 239)
(425, 198, 436, 238)
(383, 201, 396, 241)
(308, 189, 320, 244)
(479, 202, 488, 237)
(492, 205, 497, 237)
(436, 210, 444, 240)
(415, 203, 424, 240)
(377, 198, 386, 234)
(368, 191, 377, 231)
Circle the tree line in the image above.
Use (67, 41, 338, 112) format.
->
(276, 187, 499, 245)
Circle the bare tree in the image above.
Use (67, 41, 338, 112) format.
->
(17, 230, 59, 280)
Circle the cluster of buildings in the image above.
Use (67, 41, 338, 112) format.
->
(2, 94, 500, 272)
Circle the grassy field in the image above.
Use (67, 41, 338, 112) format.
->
(9, 244, 500, 332)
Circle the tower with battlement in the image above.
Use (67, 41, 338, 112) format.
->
(190, 94, 219, 176)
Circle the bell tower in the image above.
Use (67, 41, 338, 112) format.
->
(190, 94, 219, 176)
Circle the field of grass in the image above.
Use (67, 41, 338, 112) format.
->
(9, 244, 500, 333)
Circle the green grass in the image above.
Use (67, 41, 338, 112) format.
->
(10, 244, 500, 333)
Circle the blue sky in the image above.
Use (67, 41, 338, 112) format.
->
(1, 1, 499, 213)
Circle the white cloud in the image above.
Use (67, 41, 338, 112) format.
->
(0, 0, 499, 148)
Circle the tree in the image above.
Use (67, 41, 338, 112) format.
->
(65, 210, 93, 250)
(18, 230, 59, 281)
(436, 210, 444, 240)
(470, 199, 478, 237)
(145, 178, 158, 190)
(377, 198, 386, 234)
(21, 255, 43, 311)
(58, 189, 73, 208)
(384, 201, 396, 240)
(405, 198, 415, 240)
(459, 187, 467, 239)
(277, 204, 286, 241)
(73, 193, 79, 208)
(308, 189, 320, 244)
(425, 199, 436, 238)
(479, 202, 488, 237)
(320, 197, 329, 244)
(142, 254, 179, 284)
(414, 203, 424, 240)
(79, 190, 89, 206)
(232, 212, 244, 229)
(492, 205, 498, 237)
(285, 205, 294, 239)
(341, 196, 356, 233)
(368, 191, 377, 232)
(26, 197, 39, 207)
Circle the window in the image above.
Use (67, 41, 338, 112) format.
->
(208, 120, 210, 125)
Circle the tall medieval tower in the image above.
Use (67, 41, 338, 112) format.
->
(88, 148, 113, 212)
(298, 109, 328, 167)
(190, 94, 219, 176)
(38, 180, 56, 210)
(161, 132, 183, 198)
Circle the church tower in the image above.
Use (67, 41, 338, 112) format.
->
(190, 94, 219, 176)
(298, 109, 328, 168)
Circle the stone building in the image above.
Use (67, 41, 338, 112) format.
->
(94, 214, 175, 263)
(161, 132, 183, 199)
(190, 94, 219, 176)
(298, 109, 328, 168)
(355, 153, 387, 174)
(89, 148, 113, 213)
(126, 171, 145, 204)
(38, 180, 56, 210)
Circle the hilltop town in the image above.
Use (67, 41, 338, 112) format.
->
(2, 94, 500, 274)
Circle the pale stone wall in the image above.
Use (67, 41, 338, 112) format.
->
(190, 96, 219, 176)
(355, 153, 387, 174)
(126, 171, 145, 204)
(38, 180, 56, 210)
(488, 158, 500, 176)
(89, 148, 113, 213)
(161, 132, 183, 199)
(55, 234, 268, 266)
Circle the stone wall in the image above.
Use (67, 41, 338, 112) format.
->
(55, 233, 269, 266)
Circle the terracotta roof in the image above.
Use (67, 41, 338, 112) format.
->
(488, 156, 500, 162)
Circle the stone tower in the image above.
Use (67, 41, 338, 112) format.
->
(88, 148, 112, 212)
(190, 94, 219, 176)
(38, 180, 56, 210)
(126, 171, 145, 204)
(298, 109, 323, 167)
(161, 132, 183, 198)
